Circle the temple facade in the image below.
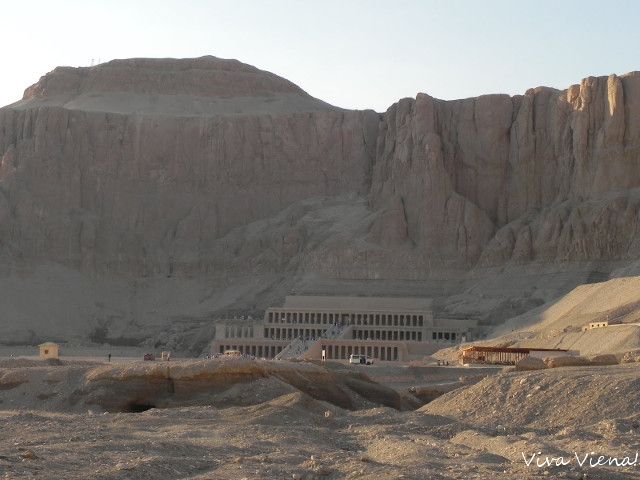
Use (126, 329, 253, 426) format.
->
(210, 296, 477, 361)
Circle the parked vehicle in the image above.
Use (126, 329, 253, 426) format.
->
(349, 354, 373, 365)
(143, 353, 155, 361)
(224, 349, 242, 357)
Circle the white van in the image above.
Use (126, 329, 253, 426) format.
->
(349, 354, 373, 365)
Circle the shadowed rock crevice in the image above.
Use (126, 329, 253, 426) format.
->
(124, 402, 156, 413)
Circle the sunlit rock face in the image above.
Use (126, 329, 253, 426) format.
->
(0, 57, 639, 344)
(0, 57, 379, 276)
(370, 72, 640, 268)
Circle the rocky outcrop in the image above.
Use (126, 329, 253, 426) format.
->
(0, 358, 414, 412)
(543, 355, 591, 368)
(2, 58, 640, 276)
(587, 354, 619, 366)
(0, 57, 379, 276)
(371, 72, 640, 268)
(82, 358, 410, 411)
(22, 57, 305, 100)
(515, 356, 546, 371)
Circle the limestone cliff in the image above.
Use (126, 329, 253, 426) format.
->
(370, 72, 640, 268)
(1, 56, 639, 345)
(0, 57, 379, 276)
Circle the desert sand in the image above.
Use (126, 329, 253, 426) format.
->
(1, 356, 639, 479)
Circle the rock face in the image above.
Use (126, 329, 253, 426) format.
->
(1, 56, 640, 344)
(22, 57, 304, 100)
(0, 57, 378, 276)
(515, 356, 546, 371)
(371, 74, 640, 268)
(0, 358, 414, 412)
(543, 355, 591, 368)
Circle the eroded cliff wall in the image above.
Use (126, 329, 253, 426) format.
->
(370, 72, 640, 268)
(1, 56, 639, 345)
(0, 58, 379, 276)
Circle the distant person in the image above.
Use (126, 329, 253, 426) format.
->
(108, 353, 111, 363)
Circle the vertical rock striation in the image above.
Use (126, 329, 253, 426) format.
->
(370, 72, 640, 268)
(2, 59, 640, 276)
(1, 57, 640, 344)
(0, 57, 379, 276)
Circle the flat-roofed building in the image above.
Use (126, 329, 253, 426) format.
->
(581, 320, 618, 331)
(210, 296, 477, 361)
(38, 342, 60, 360)
(209, 317, 290, 358)
(461, 346, 575, 365)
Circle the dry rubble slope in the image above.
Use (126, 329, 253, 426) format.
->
(1, 56, 640, 346)
(432, 275, 640, 359)
(2, 358, 640, 479)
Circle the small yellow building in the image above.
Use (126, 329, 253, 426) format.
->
(38, 342, 60, 359)
(582, 321, 609, 332)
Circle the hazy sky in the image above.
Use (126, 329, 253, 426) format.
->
(2, 0, 639, 111)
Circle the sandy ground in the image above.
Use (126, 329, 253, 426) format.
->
(1, 354, 638, 479)
(435, 276, 640, 364)
(0, 346, 155, 364)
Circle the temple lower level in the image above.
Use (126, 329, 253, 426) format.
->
(210, 296, 478, 362)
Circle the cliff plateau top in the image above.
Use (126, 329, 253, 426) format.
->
(10, 56, 337, 116)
